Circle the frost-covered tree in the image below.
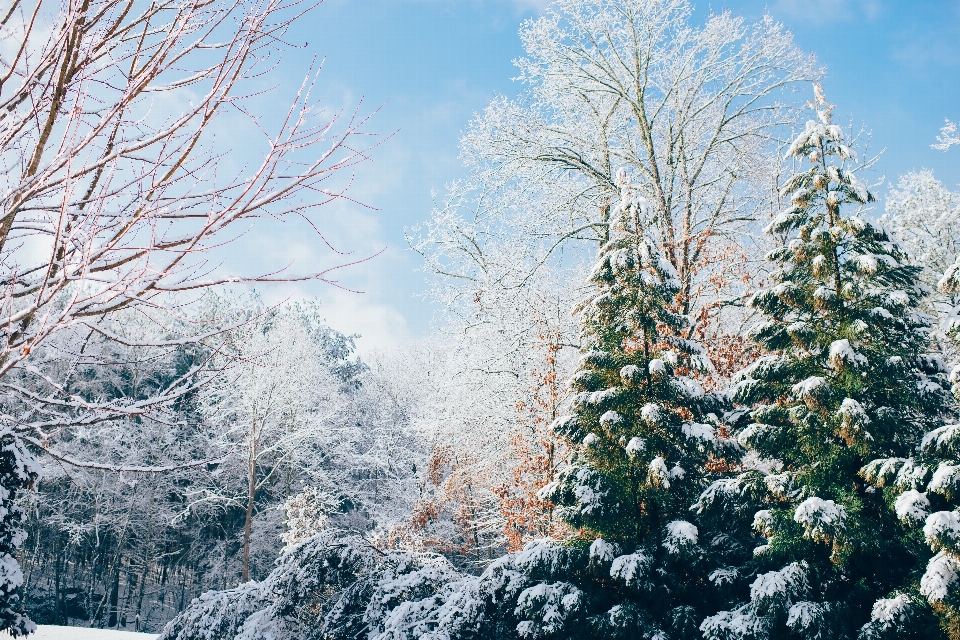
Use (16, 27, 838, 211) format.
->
(881, 170, 960, 319)
(0, 0, 375, 629)
(933, 119, 960, 152)
(408, 6, 816, 540)
(17, 299, 421, 632)
(701, 87, 954, 639)
(0, 435, 40, 635)
(188, 299, 420, 584)
(383, 176, 742, 639)
(195, 302, 349, 582)
(411, 0, 816, 358)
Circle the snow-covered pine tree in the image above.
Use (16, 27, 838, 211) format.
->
(507, 170, 736, 635)
(701, 85, 953, 639)
(855, 271, 960, 639)
(546, 170, 723, 538)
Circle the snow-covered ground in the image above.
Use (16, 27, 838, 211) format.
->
(29, 626, 158, 639)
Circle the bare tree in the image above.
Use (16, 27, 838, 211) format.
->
(411, 0, 817, 337)
(0, 0, 376, 631)
(194, 303, 347, 583)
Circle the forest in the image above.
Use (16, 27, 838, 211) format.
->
(1, 0, 959, 638)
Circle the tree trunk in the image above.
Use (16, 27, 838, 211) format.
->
(107, 563, 120, 628)
(242, 424, 259, 583)
(53, 537, 63, 625)
(135, 496, 153, 631)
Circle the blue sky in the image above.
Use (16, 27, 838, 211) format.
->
(222, 0, 960, 352)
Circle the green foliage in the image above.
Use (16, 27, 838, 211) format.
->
(703, 87, 953, 639)
(544, 171, 732, 545)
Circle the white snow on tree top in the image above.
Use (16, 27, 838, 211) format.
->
(869, 593, 914, 629)
(894, 490, 930, 523)
(588, 538, 618, 564)
(794, 497, 846, 543)
(828, 339, 867, 370)
(923, 510, 960, 552)
(663, 520, 698, 554)
(921, 550, 960, 603)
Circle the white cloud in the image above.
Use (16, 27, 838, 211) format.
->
(255, 280, 412, 356)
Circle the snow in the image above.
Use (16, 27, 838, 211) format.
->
(673, 376, 705, 398)
(737, 422, 775, 449)
(786, 602, 826, 634)
(813, 286, 836, 303)
(691, 478, 740, 514)
(599, 411, 622, 427)
(0, 553, 22, 591)
(708, 567, 738, 587)
(894, 458, 930, 491)
(648, 456, 670, 489)
(749, 562, 810, 617)
(764, 472, 793, 499)
(927, 464, 960, 499)
(921, 550, 960, 603)
(870, 594, 914, 628)
(700, 607, 770, 640)
(791, 376, 827, 400)
(837, 398, 870, 427)
(514, 582, 583, 638)
(588, 538, 617, 563)
(681, 422, 715, 442)
(513, 540, 568, 575)
(941, 257, 960, 293)
(625, 437, 645, 457)
(828, 339, 867, 370)
(609, 552, 651, 587)
(640, 403, 661, 425)
(922, 424, 960, 457)
(886, 290, 910, 307)
(794, 497, 846, 543)
(618, 365, 640, 385)
(847, 172, 870, 202)
(753, 510, 774, 536)
(30, 627, 158, 640)
(894, 490, 930, 523)
(663, 520, 698, 553)
(923, 511, 960, 551)
(571, 467, 606, 514)
(549, 415, 578, 433)
(587, 387, 621, 406)
(647, 358, 666, 376)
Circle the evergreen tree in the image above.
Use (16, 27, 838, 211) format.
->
(856, 271, 960, 639)
(517, 170, 738, 636)
(701, 86, 953, 640)
(546, 170, 726, 541)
